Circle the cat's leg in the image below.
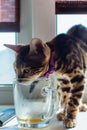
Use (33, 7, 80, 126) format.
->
(79, 70, 87, 111)
(64, 73, 85, 128)
(57, 79, 71, 121)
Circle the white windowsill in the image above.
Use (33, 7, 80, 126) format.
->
(0, 86, 14, 105)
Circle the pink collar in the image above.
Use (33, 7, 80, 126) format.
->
(44, 53, 55, 78)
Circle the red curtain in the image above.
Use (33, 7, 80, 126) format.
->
(0, 0, 20, 32)
(55, 0, 87, 1)
(55, 0, 87, 14)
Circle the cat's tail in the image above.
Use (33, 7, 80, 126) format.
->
(67, 24, 87, 51)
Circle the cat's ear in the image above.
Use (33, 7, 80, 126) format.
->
(4, 44, 23, 53)
(29, 38, 45, 54)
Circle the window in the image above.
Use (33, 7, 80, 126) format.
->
(55, 1, 87, 34)
(0, 33, 16, 85)
(55, 0, 87, 102)
(0, 0, 20, 85)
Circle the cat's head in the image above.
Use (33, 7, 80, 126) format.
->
(4, 38, 50, 84)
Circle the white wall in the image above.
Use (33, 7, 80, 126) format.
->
(18, 0, 55, 44)
(17, 0, 33, 44)
(32, 0, 55, 42)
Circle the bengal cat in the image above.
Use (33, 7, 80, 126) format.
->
(4, 24, 87, 128)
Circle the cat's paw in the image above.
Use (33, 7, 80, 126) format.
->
(79, 104, 87, 111)
(57, 112, 65, 121)
(64, 118, 76, 128)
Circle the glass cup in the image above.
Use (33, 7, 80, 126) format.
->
(13, 77, 58, 129)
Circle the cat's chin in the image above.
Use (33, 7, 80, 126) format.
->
(19, 81, 33, 86)
(17, 77, 38, 86)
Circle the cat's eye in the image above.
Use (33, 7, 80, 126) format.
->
(24, 69, 31, 74)
(23, 68, 38, 74)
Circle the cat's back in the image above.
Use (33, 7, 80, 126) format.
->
(47, 24, 87, 52)
(47, 34, 85, 72)
(67, 24, 87, 45)
(47, 33, 79, 56)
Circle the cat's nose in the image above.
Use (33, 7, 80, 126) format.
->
(17, 77, 23, 82)
(18, 78, 22, 82)
(18, 74, 24, 82)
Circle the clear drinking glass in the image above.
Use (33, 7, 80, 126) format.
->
(13, 77, 58, 129)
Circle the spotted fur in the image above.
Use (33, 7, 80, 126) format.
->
(4, 24, 87, 128)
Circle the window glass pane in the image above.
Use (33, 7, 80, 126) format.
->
(0, 33, 16, 84)
(56, 14, 87, 34)
(56, 14, 87, 85)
